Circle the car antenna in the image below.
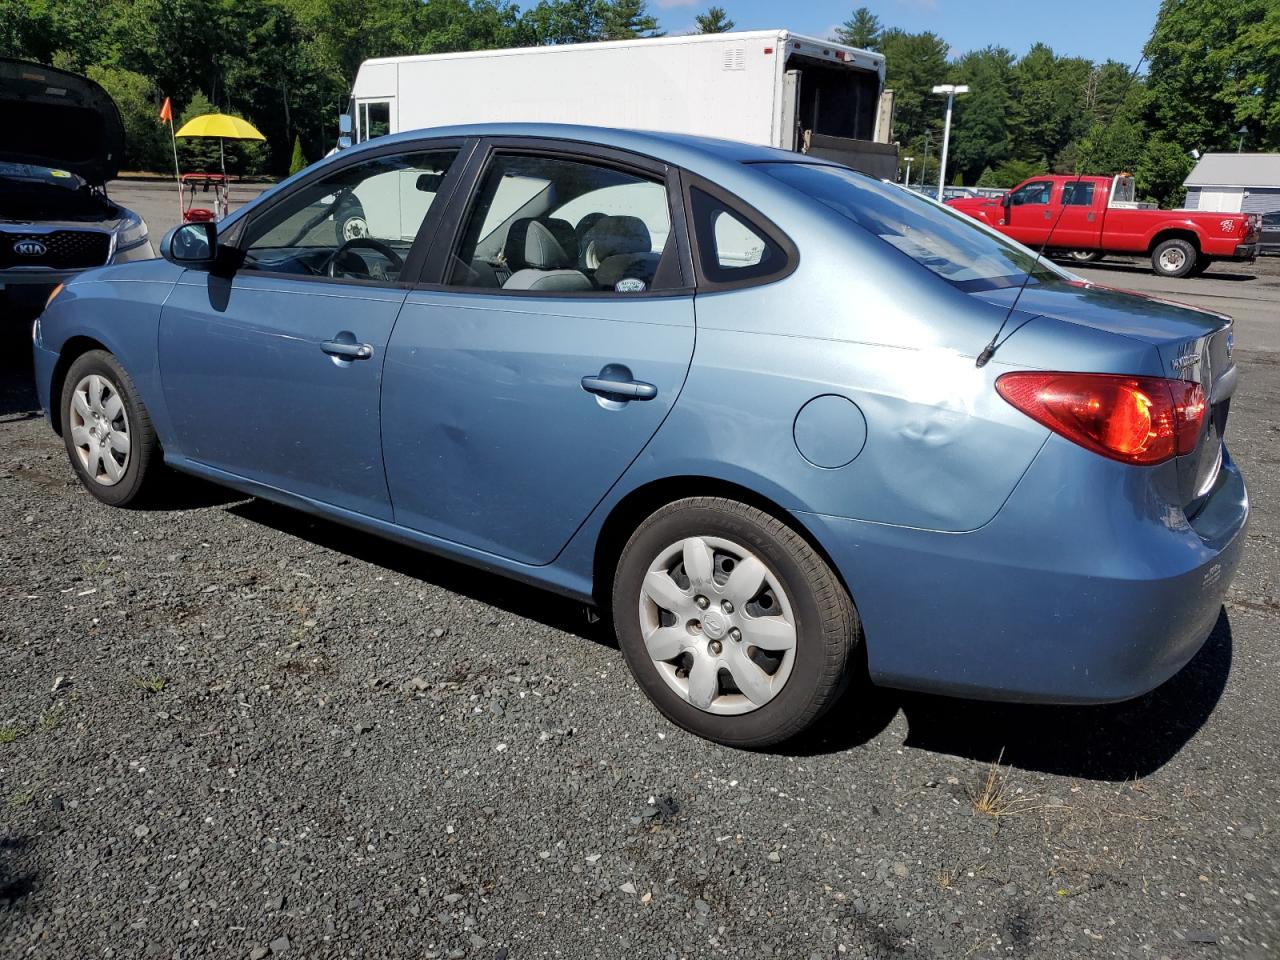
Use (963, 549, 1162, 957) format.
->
(975, 51, 1150, 368)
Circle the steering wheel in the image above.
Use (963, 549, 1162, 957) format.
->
(321, 237, 404, 279)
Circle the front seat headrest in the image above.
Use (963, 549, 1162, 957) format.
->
(504, 218, 577, 270)
(582, 215, 651, 268)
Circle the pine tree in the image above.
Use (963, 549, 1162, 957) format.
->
(694, 6, 734, 34)
(289, 135, 307, 175)
(834, 7, 882, 50)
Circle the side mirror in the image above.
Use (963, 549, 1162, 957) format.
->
(338, 113, 353, 135)
(337, 135, 353, 150)
(1001, 193, 1011, 209)
(160, 222, 217, 265)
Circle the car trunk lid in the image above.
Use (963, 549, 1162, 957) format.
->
(0, 58, 125, 186)
(976, 278, 1235, 508)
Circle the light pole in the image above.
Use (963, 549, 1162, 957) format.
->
(931, 84, 969, 201)
(1237, 125, 1249, 153)
(903, 156, 915, 184)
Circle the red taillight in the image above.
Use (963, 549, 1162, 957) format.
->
(996, 372, 1206, 465)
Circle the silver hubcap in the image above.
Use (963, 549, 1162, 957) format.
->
(342, 216, 368, 241)
(1159, 248, 1186, 272)
(639, 536, 797, 716)
(69, 374, 130, 486)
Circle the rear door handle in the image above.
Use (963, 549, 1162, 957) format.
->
(321, 338, 374, 360)
(581, 365, 658, 401)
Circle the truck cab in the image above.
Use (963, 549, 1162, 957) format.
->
(948, 174, 1259, 278)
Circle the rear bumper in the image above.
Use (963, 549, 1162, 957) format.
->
(805, 440, 1248, 704)
(1228, 242, 1257, 261)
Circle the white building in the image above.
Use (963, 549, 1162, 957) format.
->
(1183, 152, 1280, 215)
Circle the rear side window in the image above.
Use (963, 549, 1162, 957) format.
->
(1061, 182, 1095, 206)
(688, 187, 791, 286)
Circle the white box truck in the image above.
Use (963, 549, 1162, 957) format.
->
(347, 30, 897, 175)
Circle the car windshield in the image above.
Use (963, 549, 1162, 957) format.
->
(758, 162, 1064, 292)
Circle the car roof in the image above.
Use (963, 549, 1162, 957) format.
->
(345, 123, 824, 174)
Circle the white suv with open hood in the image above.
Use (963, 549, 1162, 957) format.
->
(1, 58, 152, 316)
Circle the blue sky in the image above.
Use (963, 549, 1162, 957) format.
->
(652, 0, 1162, 67)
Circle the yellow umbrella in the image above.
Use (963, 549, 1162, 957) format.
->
(174, 113, 266, 141)
(173, 112, 267, 218)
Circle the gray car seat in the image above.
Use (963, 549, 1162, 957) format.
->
(580, 215, 661, 291)
(502, 218, 592, 291)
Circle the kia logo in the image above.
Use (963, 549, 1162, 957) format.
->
(13, 240, 47, 257)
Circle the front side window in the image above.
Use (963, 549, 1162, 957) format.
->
(242, 149, 457, 282)
(446, 153, 674, 294)
(1009, 180, 1052, 206)
(1061, 182, 1095, 206)
(760, 162, 1064, 291)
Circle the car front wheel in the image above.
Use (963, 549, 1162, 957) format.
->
(612, 497, 857, 748)
(60, 350, 161, 507)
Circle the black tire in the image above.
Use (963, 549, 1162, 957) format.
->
(612, 497, 857, 748)
(1151, 238, 1198, 278)
(59, 350, 161, 507)
(1065, 250, 1103, 264)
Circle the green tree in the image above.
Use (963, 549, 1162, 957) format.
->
(288, 135, 308, 175)
(522, 0, 660, 44)
(977, 158, 1047, 188)
(878, 28, 950, 146)
(600, 0, 661, 40)
(1135, 136, 1194, 206)
(85, 65, 169, 172)
(1012, 43, 1092, 167)
(947, 46, 1016, 184)
(694, 5, 733, 34)
(833, 6, 881, 50)
(1144, 0, 1279, 154)
(175, 90, 222, 173)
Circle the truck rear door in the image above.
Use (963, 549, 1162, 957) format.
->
(1047, 179, 1105, 252)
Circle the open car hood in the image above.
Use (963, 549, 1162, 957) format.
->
(0, 58, 125, 185)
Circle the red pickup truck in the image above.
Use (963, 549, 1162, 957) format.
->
(946, 174, 1260, 278)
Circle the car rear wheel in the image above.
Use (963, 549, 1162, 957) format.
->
(612, 497, 857, 748)
(60, 350, 161, 507)
(1151, 238, 1198, 278)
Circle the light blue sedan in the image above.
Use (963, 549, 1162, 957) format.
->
(32, 124, 1247, 747)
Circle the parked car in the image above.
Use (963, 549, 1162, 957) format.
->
(947, 174, 1260, 278)
(1, 58, 152, 317)
(33, 125, 1247, 747)
(1259, 210, 1280, 256)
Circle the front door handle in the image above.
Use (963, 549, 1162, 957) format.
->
(581, 364, 658, 402)
(321, 338, 374, 361)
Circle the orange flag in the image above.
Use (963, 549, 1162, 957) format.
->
(159, 97, 172, 123)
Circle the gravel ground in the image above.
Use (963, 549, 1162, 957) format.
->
(1, 274, 1278, 958)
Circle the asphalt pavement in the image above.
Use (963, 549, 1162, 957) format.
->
(0, 186, 1277, 958)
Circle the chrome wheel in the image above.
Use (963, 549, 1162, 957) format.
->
(68, 374, 130, 486)
(341, 216, 369, 242)
(1159, 247, 1187, 272)
(638, 536, 797, 716)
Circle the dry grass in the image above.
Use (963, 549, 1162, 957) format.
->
(968, 750, 1040, 819)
